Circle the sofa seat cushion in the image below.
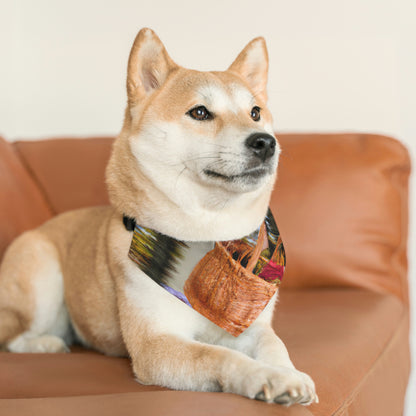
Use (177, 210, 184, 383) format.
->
(275, 289, 409, 415)
(0, 288, 408, 415)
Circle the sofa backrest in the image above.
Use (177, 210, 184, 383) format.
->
(14, 137, 113, 213)
(1, 134, 410, 303)
(270, 133, 410, 305)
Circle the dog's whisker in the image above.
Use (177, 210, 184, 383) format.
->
(218, 151, 246, 158)
(174, 165, 188, 190)
(201, 159, 235, 175)
(183, 156, 220, 162)
(204, 159, 227, 169)
(167, 156, 222, 167)
(196, 141, 229, 149)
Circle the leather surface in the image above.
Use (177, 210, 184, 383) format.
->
(0, 391, 313, 416)
(334, 311, 410, 415)
(1, 133, 410, 415)
(15, 134, 411, 300)
(0, 289, 408, 416)
(271, 134, 410, 305)
(14, 137, 113, 214)
(0, 137, 52, 261)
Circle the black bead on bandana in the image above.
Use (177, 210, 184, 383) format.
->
(126, 208, 285, 336)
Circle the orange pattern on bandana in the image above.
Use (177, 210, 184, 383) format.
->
(128, 208, 285, 336)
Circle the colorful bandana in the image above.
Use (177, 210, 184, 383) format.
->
(128, 208, 285, 336)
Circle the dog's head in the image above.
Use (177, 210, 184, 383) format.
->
(107, 28, 280, 241)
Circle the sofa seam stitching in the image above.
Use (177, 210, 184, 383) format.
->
(331, 308, 408, 416)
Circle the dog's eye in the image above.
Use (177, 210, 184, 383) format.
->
(250, 106, 261, 121)
(188, 106, 212, 121)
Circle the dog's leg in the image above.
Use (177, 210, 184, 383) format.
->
(124, 324, 316, 404)
(212, 290, 318, 406)
(117, 293, 316, 405)
(217, 322, 318, 405)
(0, 231, 70, 352)
(223, 322, 295, 367)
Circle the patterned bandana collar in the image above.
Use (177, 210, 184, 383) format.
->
(127, 208, 285, 336)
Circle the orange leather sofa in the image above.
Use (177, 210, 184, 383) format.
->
(0, 133, 411, 415)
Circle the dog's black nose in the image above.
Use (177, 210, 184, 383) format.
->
(245, 133, 276, 162)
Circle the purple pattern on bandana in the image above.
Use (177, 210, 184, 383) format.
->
(161, 283, 192, 307)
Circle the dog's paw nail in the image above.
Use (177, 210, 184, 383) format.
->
(255, 391, 265, 401)
(262, 384, 272, 401)
(315, 393, 319, 403)
(274, 392, 292, 405)
(288, 388, 299, 398)
(255, 384, 272, 402)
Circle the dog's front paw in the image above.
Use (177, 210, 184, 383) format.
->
(229, 365, 318, 406)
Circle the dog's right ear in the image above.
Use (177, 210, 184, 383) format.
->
(127, 28, 177, 105)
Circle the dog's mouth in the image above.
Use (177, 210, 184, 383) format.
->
(203, 167, 270, 182)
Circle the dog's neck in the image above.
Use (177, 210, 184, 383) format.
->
(106, 134, 274, 241)
(129, 171, 272, 241)
(136, 183, 271, 241)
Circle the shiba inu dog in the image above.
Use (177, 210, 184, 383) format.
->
(0, 28, 317, 405)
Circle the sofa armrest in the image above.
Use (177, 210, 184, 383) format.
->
(0, 137, 52, 260)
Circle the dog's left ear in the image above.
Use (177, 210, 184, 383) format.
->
(228, 37, 269, 102)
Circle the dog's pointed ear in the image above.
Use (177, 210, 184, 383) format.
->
(228, 37, 269, 102)
(127, 28, 178, 104)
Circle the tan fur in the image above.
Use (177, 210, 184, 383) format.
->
(0, 28, 317, 405)
(0, 231, 43, 343)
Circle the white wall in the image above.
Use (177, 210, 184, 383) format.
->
(1, 0, 415, 413)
